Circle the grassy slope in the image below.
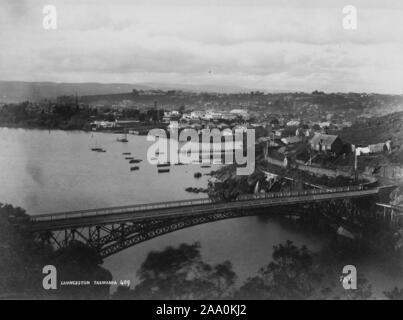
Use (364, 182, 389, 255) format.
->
(337, 111, 403, 166)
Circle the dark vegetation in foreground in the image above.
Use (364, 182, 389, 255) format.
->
(0, 204, 111, 299)
(113, 241, 375, 300)
(1, 203, 403, 300)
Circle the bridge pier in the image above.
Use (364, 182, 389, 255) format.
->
(377, 203, 403, 228)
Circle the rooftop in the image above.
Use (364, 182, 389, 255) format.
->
(310, 133, 339, 146)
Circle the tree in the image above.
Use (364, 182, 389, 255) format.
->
(236, 240, 373, 300)
(113, 242, 236, 299)
(0, 204, 52, 297)
(384, 287, 403, 300)
(0, 203, 112, 299)
(236, 240, 322, 299)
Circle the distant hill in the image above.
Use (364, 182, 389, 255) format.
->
(0, 81, 255, 103)
(0, 81, 153, 103)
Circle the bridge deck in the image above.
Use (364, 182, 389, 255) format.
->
(24, 186, 379, 232)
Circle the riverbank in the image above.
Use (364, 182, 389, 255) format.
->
(0, 121, 167, 135)
(1, 128, 402, 299)
(5, 199, 403, 299)
(207, 161, 403, 257)
(208, 158, 370, 200)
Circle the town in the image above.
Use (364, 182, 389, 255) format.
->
(1, 89, 401, 182)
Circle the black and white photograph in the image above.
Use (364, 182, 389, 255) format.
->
(1, 0, 403, 305)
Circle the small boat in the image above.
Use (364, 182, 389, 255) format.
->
(157, 162, 171, 167)
(91, 139, 104, 152)
(158, 168, 170, 173)
(129, 159, 142, 164)
(201, 165, 211, 168)
(125, 157, 134, 160)
(122, 152, 131, 155)
(130, 166, 140, 171)
(175, 162, 185, 166)
(117, 132, 128, 143)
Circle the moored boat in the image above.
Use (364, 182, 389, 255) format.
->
(129, 159, 142, 163)
(117, 132, 128, 142)
(157, 162, 170, 167)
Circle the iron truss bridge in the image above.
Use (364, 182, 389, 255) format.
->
(16, 185, 386, 258)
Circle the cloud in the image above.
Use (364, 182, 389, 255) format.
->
(0, 0, 403, 93)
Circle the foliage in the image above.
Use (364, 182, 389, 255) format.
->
(236, 240, 373, 300)
(384, 287, 403, 300)
(0, 203, 111, 299)
(113, 242, 236, 299)
(0, 203, 52, 298)
(49, 241, 112, 299)
(235, 240, 322, 299)
(0, 99, 95, 130)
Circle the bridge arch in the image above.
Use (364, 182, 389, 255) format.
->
(23, 185, 385, 258)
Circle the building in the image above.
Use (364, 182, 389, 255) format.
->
(190, 111, 204, 119)
(355, 146, 370, 155)
(318, 121, 331, 128)
(310, 134, 343, 154)
(163, 110, 181, 122)
(168, 121, 179, 132)
(233, 124, 248, 132)
(296, 128, 312, 137)
(286, 120, 300, 127)
(202, 110, 223, 120)
(368, 140, 392, 154)
(281, 136, 302, 145)
(181, 113, 192, 120)
(91, 121, 116, 129)
(230, 109, 249, 119)
(368, 143, 387, 154)
(115, 120, 140, 128)
(273, 129, 284, 138)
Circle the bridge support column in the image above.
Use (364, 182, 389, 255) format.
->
(64, 229, 68, 246)
(88, 226, 92, 243)
(96, 226, 100, 243)
(120, 223, 125, 243)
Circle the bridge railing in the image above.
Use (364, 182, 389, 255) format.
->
(29, 185, 369, 223)
(236, 185, 365, 201)
(30, 198, 214, 222)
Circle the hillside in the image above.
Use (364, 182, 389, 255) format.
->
(0, 81, 152, 103)
(335, 111, 403, 166)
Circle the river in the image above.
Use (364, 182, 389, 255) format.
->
(0, 128, 400, 297)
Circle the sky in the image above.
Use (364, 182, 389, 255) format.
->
(1, 0, 403, 93)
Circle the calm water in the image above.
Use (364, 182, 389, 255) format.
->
(0, 128, 400, 297)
